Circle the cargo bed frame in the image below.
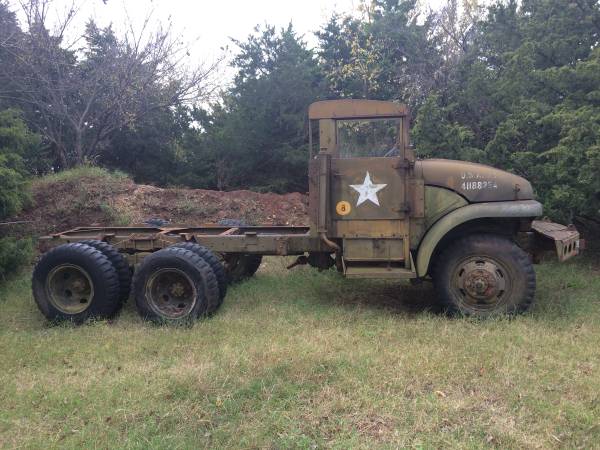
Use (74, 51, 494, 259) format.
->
(39, 225, 334, 265)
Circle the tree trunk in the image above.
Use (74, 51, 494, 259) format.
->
(74, 129, 84, 166)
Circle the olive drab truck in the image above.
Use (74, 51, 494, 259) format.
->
(32, 100, 581, 323)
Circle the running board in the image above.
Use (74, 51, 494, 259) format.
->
(344, 266, 416, 279)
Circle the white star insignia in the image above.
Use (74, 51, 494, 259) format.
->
(350, 172, 387, 206)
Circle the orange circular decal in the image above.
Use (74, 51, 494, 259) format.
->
(336, 201, 351, 216)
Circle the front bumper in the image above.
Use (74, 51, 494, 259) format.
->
(531, 220, 582, 262)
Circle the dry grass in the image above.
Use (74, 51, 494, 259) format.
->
(0, 257, 599, 449)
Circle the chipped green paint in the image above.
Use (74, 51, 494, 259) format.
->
(416, 200, 543, 276)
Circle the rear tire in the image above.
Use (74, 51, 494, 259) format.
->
(132, 247, 220, 323)
(217, 219, 262, 282)
(433, 234, 535, 318)
(79, 240, 131, 302)
(32, 243, 121, 323)
(169, 242, 228, 306)
(223, 254, 263, 283)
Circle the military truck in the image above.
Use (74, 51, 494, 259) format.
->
(32, 100, 581, 323)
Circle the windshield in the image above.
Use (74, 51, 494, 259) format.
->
(337, 118, 400, 158)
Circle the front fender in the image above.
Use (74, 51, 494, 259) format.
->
(415, 200, 543, 276)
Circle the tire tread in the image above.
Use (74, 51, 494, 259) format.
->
(80, 240, 131, 302)
(433, 234, 536, 317)
(32, 243, 121, 322)
(132, 247, 220, 322)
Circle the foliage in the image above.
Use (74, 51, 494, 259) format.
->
(1, 0, 599, 224)
(0, 108, 37, 280)
(0, 236, 32, 280)
(181, 25, 324, 192)
(316, 1, 438, 103)
(0, 1, 217, 169)
(0, 109, 38, 217)
(410, 0, 600, 223)
(33, 165, 129, 187)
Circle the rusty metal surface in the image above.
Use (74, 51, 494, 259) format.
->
(532, 220, 580, 262)
(307, 159, 320, 235)
(343, 238, 404, 261)
(39, 225, 329, 258)
(420, 159, 534, 203)
(330, 157, 407, 222)
(308, 101, 416, 272)
(416, 200, 544, 276)
(308, 99, 408, 120)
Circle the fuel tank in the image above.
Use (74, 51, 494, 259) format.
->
(418, 159, 534, 203)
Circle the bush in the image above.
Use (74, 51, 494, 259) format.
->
(0, 109, 39, 281)
(0, 109, 37, 218)
(0, 237, 32, 281)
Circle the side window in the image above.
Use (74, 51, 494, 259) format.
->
(337, 119, 400, 158)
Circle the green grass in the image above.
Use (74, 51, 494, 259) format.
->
(1, 258, 599, 449)
(33, 166, 129, 186)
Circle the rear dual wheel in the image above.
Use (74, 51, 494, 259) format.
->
(79, 240, 132, 302)
(32, 243, 123, 323)
(169, 242, 228, 304)
(217, 219, 262, 282)
(132, 246, 221, 324)
(222, 254, 262, 283)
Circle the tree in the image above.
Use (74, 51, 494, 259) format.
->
(0, 109, 37, 280)
(100, 104, 191, 186)
(0, 0, 219, 168)
(184, 25, 324, 192)
(411, 0, 600, 224)
(317, 0, 439, 105)
(0, 109, 39, 217)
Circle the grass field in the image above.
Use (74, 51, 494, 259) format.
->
(1, 257, 599, 449)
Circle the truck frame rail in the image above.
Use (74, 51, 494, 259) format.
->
(40, 225, 333, 264)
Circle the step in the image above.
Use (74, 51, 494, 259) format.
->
(344, 266, 416, 279)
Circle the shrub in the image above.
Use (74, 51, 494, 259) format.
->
(0, 237, 32, 281)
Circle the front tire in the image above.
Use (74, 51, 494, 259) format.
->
(433, 234, 535, 317)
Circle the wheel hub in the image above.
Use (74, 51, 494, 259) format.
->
(46, 264, 94, 314)
(170, 282, 185, 297)
(464, 268, 498, 299)
(454, 259, 507, 307)
(146, 268, 197, 319)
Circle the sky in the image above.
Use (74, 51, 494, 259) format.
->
(46, 0, 364, 61)
(17, 0, 446, 81)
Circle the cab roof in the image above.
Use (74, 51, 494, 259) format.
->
(308, 99, 408, 120)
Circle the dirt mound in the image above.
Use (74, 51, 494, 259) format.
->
(5, 170, 308, 238)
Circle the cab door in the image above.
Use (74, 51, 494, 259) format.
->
(329, 118, 412, 269)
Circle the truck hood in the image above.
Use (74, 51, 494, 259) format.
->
(418, 159, 534, 203)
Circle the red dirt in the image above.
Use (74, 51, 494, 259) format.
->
(6, 173, 309, 238)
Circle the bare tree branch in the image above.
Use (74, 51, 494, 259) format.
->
(0, 0, 223, 167)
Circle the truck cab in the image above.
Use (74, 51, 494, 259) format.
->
(307, 99, 579, 315)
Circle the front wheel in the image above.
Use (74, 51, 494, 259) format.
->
(433, 234, 536, 318)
